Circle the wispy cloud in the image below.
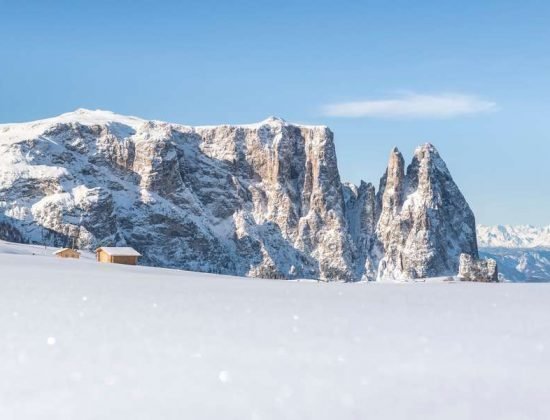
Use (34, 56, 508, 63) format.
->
(322, 93, 498, 119)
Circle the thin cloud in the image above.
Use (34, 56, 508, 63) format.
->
(322, 93, 498, 119)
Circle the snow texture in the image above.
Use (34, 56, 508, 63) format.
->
(0, 109, 479, 281)
(0, 241, 548, 420)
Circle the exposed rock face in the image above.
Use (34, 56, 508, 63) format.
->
(0, 109, 482, 281)
(343, 181, 377, 280)
(0, 111, 352, 280)
(374, 144, 479, 280)
(458, 253, 499, 282)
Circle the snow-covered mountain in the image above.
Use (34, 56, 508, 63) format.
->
(373, 145, 477, 280)
(0, 109, 479, 281)
(477, 225, 550, 248)
(476, 225, 550, 281)
(479, 248, 550, 282)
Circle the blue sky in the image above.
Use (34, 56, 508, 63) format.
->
(1, 0, 549, 225)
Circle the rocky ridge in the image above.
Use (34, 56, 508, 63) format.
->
(0, 109, 481, 281)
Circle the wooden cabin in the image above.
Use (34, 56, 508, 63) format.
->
(95, 247, 141, 265)
(53, 248, 80, 259)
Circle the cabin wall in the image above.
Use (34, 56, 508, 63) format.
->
(111, 256, 138, 265)
(56, 250, 80, 259)
(97, 251, 111, 263)
(96, 250, 139, 265)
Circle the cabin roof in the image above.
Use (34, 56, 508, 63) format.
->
(53, 248, 80, 255)
(96, 247, 141, 257)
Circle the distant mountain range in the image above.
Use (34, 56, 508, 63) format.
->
(477, 225, 550, 248)
(477, 225, 550, 282)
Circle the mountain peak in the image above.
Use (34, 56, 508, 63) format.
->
(59, 108, 144, 124)
(260, 116, 287, 125)
(414, 142, 438, 155)
(410, 142, 451, 176)
(376, 142, 478, 280)
(73, 108, 102, 114)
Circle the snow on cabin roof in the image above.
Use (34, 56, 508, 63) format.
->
(96, 247, 142, 257)
(53, 248, 80, 255)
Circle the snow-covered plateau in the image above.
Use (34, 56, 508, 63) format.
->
(1, 240, 549, 420)
(0, 109, 481, 282)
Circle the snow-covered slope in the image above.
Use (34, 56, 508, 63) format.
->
(477, 225, 550, 248)
(0, 239, 94, 259)
(0, 109, 479, 281)
(0, 242, 548, 420)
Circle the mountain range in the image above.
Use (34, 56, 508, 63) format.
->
(477, 225, 550, 282)
(477, 225, 550, 248)
(0, 109, 482, 281)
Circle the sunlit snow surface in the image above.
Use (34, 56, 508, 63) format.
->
(1, 241, 549, 420)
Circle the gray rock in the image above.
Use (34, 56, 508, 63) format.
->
(374, 144, 479, 280)
(458, 253, 499, 282)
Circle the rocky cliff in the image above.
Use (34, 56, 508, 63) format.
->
(373, 144, 478, 280)
(0, 109, 480, 281)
